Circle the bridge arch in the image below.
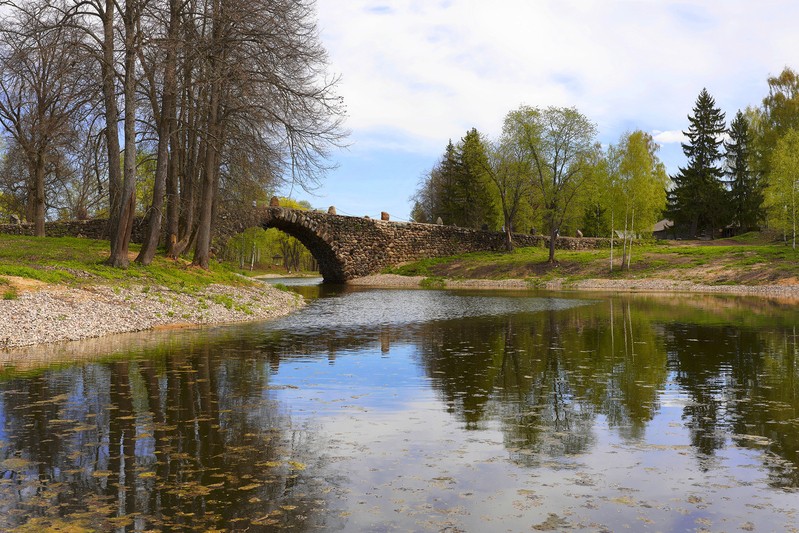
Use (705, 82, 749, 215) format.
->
(261, 208, 347, 282)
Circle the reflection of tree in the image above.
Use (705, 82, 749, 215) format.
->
(0, 338, 335, 531)
(414, 318, 503, 429)
(664, 323, 766, 459)
(411, 300, 669, 464)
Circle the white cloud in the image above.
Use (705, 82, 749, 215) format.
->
(652, 130, 687, 145)
(309, 0, 799, 213)
(318, 1, 799, 142)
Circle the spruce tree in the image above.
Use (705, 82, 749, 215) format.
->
(725, 110, 762, 233)
(437, 140, 460, 224)
(668, 88, 728, 237)
(454, 128, 497, 229)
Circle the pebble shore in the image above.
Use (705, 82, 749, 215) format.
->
(1, 282, 303, 349)
(350, 273, 799, 299)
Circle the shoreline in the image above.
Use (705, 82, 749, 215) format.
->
(349, 273, 799, 300)
(1, 281, 304, 349)
(5, 271, 799, 352)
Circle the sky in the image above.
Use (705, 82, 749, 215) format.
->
(282, 1, 799, 221)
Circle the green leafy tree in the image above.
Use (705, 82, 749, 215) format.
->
(224, 198, 317, 272)
(725, 110, 762, 233)
(765, 129, 799, 248)
(509, 105, 597, 262)
(482, 115, 533, 250)
(615, 131, 669, 268)
(756, 68, 799, 176)
(668, 88, 728, 237)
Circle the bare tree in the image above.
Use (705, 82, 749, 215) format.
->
(135, 0, 180, 265)
(190, 0, 346, 268)
(0, 0, 95, 235)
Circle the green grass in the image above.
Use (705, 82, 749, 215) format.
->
(211, 294, 235, 310)
(384, 234, 799, 286)
(419, 276, 446, 289)
(0, 234, 252, 292)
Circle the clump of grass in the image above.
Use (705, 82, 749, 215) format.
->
(211, 294, 234, 310)
(272, 283, 290, 292)
(420, 276, 446, 289)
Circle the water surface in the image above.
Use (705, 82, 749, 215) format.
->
(0, 282, 797, 531)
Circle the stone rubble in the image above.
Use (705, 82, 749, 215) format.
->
(0, 283, 303, 348)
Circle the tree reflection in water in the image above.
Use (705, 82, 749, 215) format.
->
(0, 339, 337, 531)
(0, 290, 798, 530)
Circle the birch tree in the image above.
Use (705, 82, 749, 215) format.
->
(766, 129, 799, 249)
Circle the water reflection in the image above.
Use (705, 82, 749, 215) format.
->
(0, 288, 798, 530)
(0, 340, 340, 531)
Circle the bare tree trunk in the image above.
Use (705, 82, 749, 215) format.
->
(100, 0, 122, 250)
(621, 207, 628, 270)
(192, 0, 223, 269)
(547, 203, 557, 263)
(33, 153, 46, 236)
(609, 208, 614, 273)
(627, 208, 635, 270)
(503, 209, 514, 251)
(137, 0, 180, 265)
(106, 0, 139, 267)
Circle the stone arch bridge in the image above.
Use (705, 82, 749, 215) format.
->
(223, 207, 605, 283)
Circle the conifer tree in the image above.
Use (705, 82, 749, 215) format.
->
(437, 140, 460, 224)
(668, 88, 728, 237)
(725, 110, 762, 233)
(454, 128, 497, 229)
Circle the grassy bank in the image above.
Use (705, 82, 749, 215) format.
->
(0, 234, 258, 295)
(384, 232, 799, 287)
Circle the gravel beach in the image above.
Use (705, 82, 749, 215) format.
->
(0, 282, 303, 349)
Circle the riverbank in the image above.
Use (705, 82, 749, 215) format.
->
(367, 233, 799, 298)
(0, 280, 303, 348)
(350, 273, 799, 300)
(0, 234, 305, 349)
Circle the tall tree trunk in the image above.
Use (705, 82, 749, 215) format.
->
(106, 0, 138, 268)
(621, 207, 628, 269)
(192, 0, 223, 269)
(33, 153, 46, 237)
(609, 208, 614, 273)
(100, 0, 122, 250)
(192, 106, 221, 269)
(503, 208, 514, 251)
(627, 208, 635, 270)
(173, 93, 200, 257)
(137, 0, 180, 265)
(547, 204, 556, 263)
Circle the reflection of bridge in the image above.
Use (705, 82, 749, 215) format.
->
(257, 207, 595, 282)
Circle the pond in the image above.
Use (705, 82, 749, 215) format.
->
(0, 281, 797, 531)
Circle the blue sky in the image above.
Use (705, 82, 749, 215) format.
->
(281, 1, 799, 220)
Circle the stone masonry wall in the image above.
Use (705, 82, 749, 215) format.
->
(0, 218, 148, 243)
